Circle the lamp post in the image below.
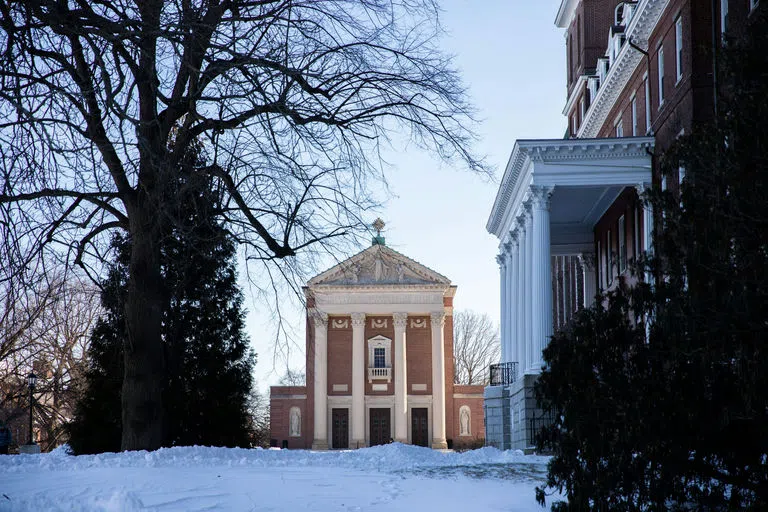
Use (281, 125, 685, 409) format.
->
(19, 372, 41, 454)
(27, 372, 37, 446)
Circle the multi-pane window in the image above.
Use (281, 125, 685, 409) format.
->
(658, 45, 665, 106)
(644, 76, 652, 133)
(631, 95, 638, 136)
(373, 347, 386, 368)
(618, 215, 627, 274)
(675, 17, 683, 82)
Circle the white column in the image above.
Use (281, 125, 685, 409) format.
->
(496, 254, 507, 363)
(636, 182, 654, 284)
(503, 241, 514, 362)
(516, 213, 528, 376)
(531, 186, 554, 373)
(524, 202, 535, 373)
(351, 312, 366, 448)
(430, 311, 447, 449)
(312, 312, 329, 450)
(507, 231, 519, 368)
(393, 312, 408, 443)
(579, 253, 597, 309)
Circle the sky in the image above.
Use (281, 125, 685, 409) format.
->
(248, 0, 567, 388)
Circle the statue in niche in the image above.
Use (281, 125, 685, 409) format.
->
(289, 407, 301, 437)
(459, 407, 471, 436)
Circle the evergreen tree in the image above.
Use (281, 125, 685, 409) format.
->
(68, 145, 255, 453)
(535, 8, 768, 510)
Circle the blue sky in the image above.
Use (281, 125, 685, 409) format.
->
(250, 0, 567, 387)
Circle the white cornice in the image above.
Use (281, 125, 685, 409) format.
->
(577, 0, 669, 138)
(486, 137, 655, 238)
(555, 0, 579, 28)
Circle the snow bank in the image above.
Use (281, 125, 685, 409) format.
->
(0, 443, 547, 474)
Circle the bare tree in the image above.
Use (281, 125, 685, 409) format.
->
(0, 269, 99, 450)
(453, 310, 500, 386)
(278, 368, 305, 386)
(0, 0, 485, 450)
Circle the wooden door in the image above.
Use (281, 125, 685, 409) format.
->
(332, 408, 349, 449)
(411, 408, 429, 447)
(369, 408, 391, 446)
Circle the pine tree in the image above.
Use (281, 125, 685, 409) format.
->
(68, 146, 255, 453)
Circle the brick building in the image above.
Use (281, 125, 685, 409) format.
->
(270, 233, 484, 450)
(485, 0, 762, 451)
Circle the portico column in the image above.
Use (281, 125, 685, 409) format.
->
(524, 201, 535, 373)
(430, 311, 447, 449)
(507, 232, 519, 370)
(503, 242, 513, 362)
(531, 186, 554, 373)
(579, 253, 597, 309)
(516, 213, 528, 375)
(351, 312, 366, 448)
(496, 254, 507, 363)
(393, 312, 408, 443)
(312, 312, 329, 450)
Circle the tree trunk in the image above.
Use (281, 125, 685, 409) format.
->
(122, 207, 165, 451)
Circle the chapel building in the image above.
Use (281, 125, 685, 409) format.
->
(270, 230, 484, 450)
(485, 0, 762, 451)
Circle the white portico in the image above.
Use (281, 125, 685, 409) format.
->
(485, 137, 654, 451)
(305, 235, 457, 451)
(487, 137, 654, 376)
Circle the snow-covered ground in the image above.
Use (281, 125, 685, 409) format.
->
(0, 444, 555, 511)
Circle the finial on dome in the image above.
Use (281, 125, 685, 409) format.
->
(372, 218, 386, 245)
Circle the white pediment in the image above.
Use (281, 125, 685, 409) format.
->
(308, 244, 450, 287)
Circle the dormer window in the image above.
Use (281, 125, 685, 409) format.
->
(615, 4, 624, 25)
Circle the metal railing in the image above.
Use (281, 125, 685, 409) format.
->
(488, 362, 519, 386)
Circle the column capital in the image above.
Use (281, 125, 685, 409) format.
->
(312, 311, 328, 327)
(530, 185, 554, 210)
(578, 252, 597, 271)
(635, 181, 652, 195)
(516, 213, 527, 232)
(393, 312, 408, 327)
(430, 311, 446, 327)
(351, 312, 366, 327)
(496, 254, 506, 267)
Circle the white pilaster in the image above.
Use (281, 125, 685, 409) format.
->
(393, 312, 408, 443)
(516, 213, 528, 375)
(430, 311, 447, 449)
(496, 254, 507, 363)
(636, 182, 654, 284)
(351, 312, 366, 448)
(312, 312, 329, 450)
(579, 253, 597, 309)
(531, 186, 554, 373)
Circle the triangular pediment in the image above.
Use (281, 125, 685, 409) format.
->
(308, 244, 450, 287)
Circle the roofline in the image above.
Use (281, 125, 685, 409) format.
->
(555, 0, 579, 28)
(486, 136, 656, 237)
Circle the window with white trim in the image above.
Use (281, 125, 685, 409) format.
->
(373, 347, 386, 368)
(658, 45, 665, 106)
(631, 95, 638, 136)
(675, 17, 683, 82)
(615, 116, 623, 137)
(580, 97, 586, 123)
(607, 229, 613, 284)
(367, 335, 392, 382)
(618, 215, 627, 274)
(644, 75, 652, 133)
